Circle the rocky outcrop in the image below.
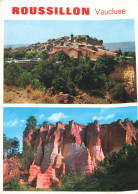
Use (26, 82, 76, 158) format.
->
(100, 119, 136, 155)
(23, 119, 136, 188)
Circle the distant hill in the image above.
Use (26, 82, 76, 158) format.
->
(4, 44, 29, 48)
(103, 42, 135, 52)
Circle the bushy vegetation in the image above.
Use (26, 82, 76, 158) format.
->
(109, 83, 130, 103)
(4, 49, 136, 102)
(4, 51, 115, 98)
(54, 143, 138, 191)
(3, 179, 44, 191)
(116, 50, 136, 66)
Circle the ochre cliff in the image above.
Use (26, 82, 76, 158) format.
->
(22, 119, 136, 189)
(109, 64, 136, 98)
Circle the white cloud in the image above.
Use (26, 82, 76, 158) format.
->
(106, 114, 114, 119)
(21, 120, 25, 123)
(6, 119, 18, 127)
(48, 112, 68, 123)
(92, 114, 114, 121)
(38, 114, 45, 120)
(92, 116, 104, 121)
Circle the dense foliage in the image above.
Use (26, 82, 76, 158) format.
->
(3, 134, 20, 158)
(20, 143, 33, 170)
(54, 143, 138, 191)
(4, 50, 136, 102)
(109, 83, 130, 103)
(26, 116, 37, 130)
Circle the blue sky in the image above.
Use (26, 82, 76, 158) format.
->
(3, 106, 138, 151)
(4, 19, 135, 45)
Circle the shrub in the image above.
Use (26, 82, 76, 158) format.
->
(31, 78, 45, 90)
(16, 72, 32, 88)
(3, 179, 23, 191)
(26, 85, 32, 93)
(109, 83, 129, 103)
(105, 80, 116, 90)
(89, 89, 105, 98)
(43, 95, 58, 104)
(32, 89, 43, 100)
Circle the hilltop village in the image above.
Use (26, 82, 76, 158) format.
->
(6, 34, 116, 63)
(4, 34, 136, 104)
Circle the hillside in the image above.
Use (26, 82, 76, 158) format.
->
(4, 35, 137, 104)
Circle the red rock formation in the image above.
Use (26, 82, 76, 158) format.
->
(28, 164, 41, 185)
(23, 119, 136, 188)
(100, 119, 136, 155)
(85, 120, 104, 172)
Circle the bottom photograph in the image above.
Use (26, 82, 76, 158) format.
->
(3, 106, 138, 191)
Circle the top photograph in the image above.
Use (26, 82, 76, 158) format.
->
(4, 19, 137, 104)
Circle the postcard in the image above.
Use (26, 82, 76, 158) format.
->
(0, 0, 138, 193)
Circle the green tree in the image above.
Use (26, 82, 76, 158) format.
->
(3, 134, 11, 157)
(10, 137, 20, 154)
(4, 50, 11, 60)
(116, 49, 122, 57)
(3, 134, 20, 158)
(53, 50, 70, 62)
(52, 75, 68, 93)
(20, 143, 33, 170)
(31, 60, 54, 88)
(42, 121, 49, 127)
(25, 51, 37, 59)
(31, 78, 45, 90)
(4, 62, 25, 86)
(37, 51, 49, 60)
(26, 116, 37, 130)
(16, 72, 32, 88)
(95, 54, 115, 76)
(133, 120, 138, 128)
(12, 51, 25, 59)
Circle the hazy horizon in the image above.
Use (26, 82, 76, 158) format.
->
(4, 40, 135, 46)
